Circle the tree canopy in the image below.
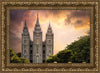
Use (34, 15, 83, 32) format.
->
(10, 49, 30, 63)
(45, 35, 90, 63)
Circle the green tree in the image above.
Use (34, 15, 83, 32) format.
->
(10, 54, 21, 63)
(16, 52, 21, 57)
(10, 48, 30, 63)
(66, 35, 90, 63)
(45, 55, 60, 63)
(20, 57, 30, 63)
(57, 50, 73, 63)
(46, 35, 90, 63)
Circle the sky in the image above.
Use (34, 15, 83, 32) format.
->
(10, 10, 90, 55)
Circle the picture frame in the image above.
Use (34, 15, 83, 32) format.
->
(0, 0, 100, 73)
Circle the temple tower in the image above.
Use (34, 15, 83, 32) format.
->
(21, 20, 30, 60)
(33, 14, 43, 63)
(46, 22, 54, 59)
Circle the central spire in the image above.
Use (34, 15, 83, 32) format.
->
(34, 13, 41, 31)
(36, 13, 39, 25)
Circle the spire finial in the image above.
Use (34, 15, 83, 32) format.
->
(36, 13, 39, 24)
(37, 13, 38, 17)
(37, 13, 38, 19)
(25, 20, 27, 26)
(49, 21, 51, 27)
(47, 21, 53, 33)
(49, 21, 50, 25)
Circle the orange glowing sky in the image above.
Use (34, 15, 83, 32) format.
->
(10, 10, 90, 55)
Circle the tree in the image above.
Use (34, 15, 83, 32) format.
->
(10, 48, 30, 63)
(46, 35, 90, 63)
(20, 57, 30, 63)
(66, 35, 90, 63)
(16, 52, 21, 57)
(45, 55, 60, 63)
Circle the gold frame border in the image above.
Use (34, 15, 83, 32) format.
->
(1, 1, 99, 72)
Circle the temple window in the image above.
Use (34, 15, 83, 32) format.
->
(49, 50, 51, 54)
(48, 40, 51, 43)
(30, 45, 32, 48)
(36, 56, 39, 63)
(24, 40, 27, 43)
(30, 50, 32, 54)
(24, 50, 26, 54)
(30, 60, 33, 63)
(37, 46, 39, 53)
(24, 45, 27, 49)
(43, 45, 45, 47)
(43, 50, 45, 54)
(36, 38, 39, 44)
(24, 55, 27, 58)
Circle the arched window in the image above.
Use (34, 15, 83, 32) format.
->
(49, 50, 51, 55)
(24, 50, 26, 54)
(49, 46, 51, 50)
(37, 46, 39, 53)
(24, 40, 27, 43)
(48, 40, 51, 43)
(30, 50, 32, 54)
(36, 38, 39, 44)
(36, 55, 39, 63)
(24, 45, 27, 49)
(24, 55, 27, 58)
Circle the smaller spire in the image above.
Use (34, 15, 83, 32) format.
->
(49, 21, 50, 27)
(47, 22, 53, 34)
(23, 20, 29, 33)
(48, 21, 51, 29)
(24, 20, 27, 27)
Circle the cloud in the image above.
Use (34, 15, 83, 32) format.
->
(71, 10, 90, 18)
(64, 10, 90, 29)
(10, 30, 21, 53)
(75, 20, 82, 24)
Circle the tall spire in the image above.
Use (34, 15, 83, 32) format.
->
(34, 13, 41, 32)
(36, 13, 39, 25)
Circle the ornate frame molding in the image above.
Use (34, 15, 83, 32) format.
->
(1, 1, 99, 72)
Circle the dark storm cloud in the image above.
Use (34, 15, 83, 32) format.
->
(71, 10, 90, 18)
(10, 10, 30, 52)
(65, 10, 90, 29)
(10, 10, 25, 23)
(10, 10, 29, 31)
(65, 15, 71, 24)
(10, 30, 21, 52)
(75, 20, 82, 24)
(10, 30, 21, 41)
(10, 10, 34, 26)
